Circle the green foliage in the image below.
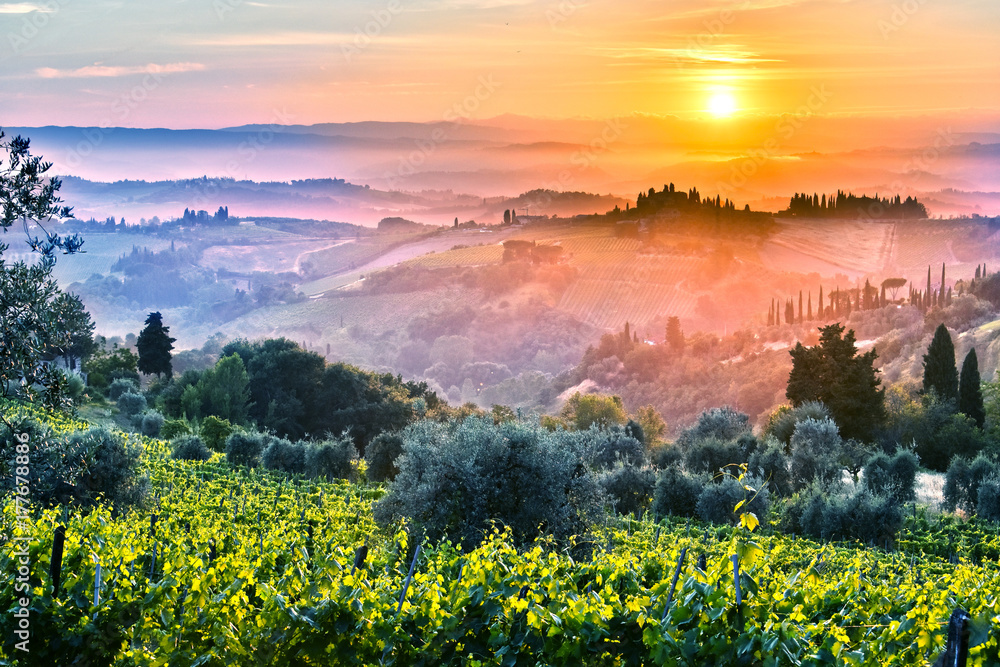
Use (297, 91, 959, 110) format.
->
(789, 417, 844, 491)
(171, 435, 212, 462)
(787, 323, 885, 441)
(365, 431, 404, 482)
(863, 450, 918, 503)
(958, 348, 985, 429)
(200, 415, 234, 453)
(261, 437, 307, 474)
(138, 410, 165, 437)
(197, 353, 251, 424)
(636, 404, 667, 446)
(748, 441, 792, 497)
(85, 344, 139, 389)
(136, 311, 176, 378)
(598, 463, 655, 516)
(943, 455, 999, 513)
(225, 429, 267, 468)
(374, 417, 604, 550)
(915, 410, 986, 472)
(784, 487, 903, 545)
(922, 323, 958, 402)
(765, 400, 831, 447)
(307, 435, 358, 481)
(591, 426, 646, 469)
(978, 476, 1000, 523)
(160, 418, 191, 440)
(649, 443, 682, 469)
(108, 377, 139, 401)
(652, 466, 704, 518)
(559, 391, 628, 430)
(116, 391, 147, 417)
(676, 406, 751, 448)
(696, 474, 769, 525)
(683, 436, 745, 475)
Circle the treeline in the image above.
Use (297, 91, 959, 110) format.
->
(779, 191, 928, 219)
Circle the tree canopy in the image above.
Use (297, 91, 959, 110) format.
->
(786, 323, 885, 442)
(136, 311, 176, 378)
(959, 348, 985, 429)
(922, 323, 958, 402)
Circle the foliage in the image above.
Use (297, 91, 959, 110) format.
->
(784, 486, 904, 545)
(365, 431, 405, 482)
(136, 311, 176, 378)
(307, 435, 358, 481)
(676, 406, 751, 448)
(160, 418, 191, 440)
(117, 391, 147, 417)
(591, 426, 646, 469)
(863, 450, 918, 503)
(652, 466, 704, 518)
(197, 353, 252, 425)
(748, 441, 792, 497)
(171, 435, 212, 462)
(943, 455, 999, 514)
(559, 391, 628, 430)
(915, 410, 986, 472)
(978, 476, 1000, 524)
(108, 377, 140, 401)
(636, 404, 667, 447)
(261, 437, 307, 475)
(958, 348, 986, 429)
(789, 417, 844, 491)
(683, 437, 745, 476)
(696, 474, 769, 526)
(598, 463, 656, 516)
(765, 400, 831, 448)
(138, 410, 165, 438)
(374, 417, 604, 550)
(200, 415, 234, 453)
(787, 323, 885, 441)
(225, 429, 267, 468)
(85, 344, 140, 389)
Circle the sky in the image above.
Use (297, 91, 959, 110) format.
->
(0, 0, 998, 129)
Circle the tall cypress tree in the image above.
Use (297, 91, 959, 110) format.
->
(137, 311, 176, 378)
(958, 348, 986, 429)
(922, 323, 958, 402)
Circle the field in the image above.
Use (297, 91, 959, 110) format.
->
(2, 403, 1000, 665)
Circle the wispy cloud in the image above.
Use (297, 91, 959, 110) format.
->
(598, 46, 782, 66)
(35, 62, 206, 79)
(0, 2, 55, 13)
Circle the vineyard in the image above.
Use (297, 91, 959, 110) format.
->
(2, 404, 1000, 665)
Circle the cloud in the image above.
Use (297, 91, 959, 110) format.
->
(0, 2, 55, 12)
(35, 62, 206, 79)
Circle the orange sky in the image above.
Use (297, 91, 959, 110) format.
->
(1, 0, 998, 129)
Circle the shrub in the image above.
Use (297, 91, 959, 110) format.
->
(117, 391, 147, 417)
(160, 419, 191, 440)
(766, 400, 831, 447)
(261, 438, 307, 474)
(366, 432, 404, 482)
(307, 436, 357, 481)
(226, 430, 266, 468)
(677, 406, 751, 448)
(598, 464, 655, 516)
(592, 428, 646, 469)
(66, 373, 86, 399)
(863, 450, 918, 502)
(915, 409, 985, 472)
(696, 475, 770, 526)
(748, 442, 792, 497)
(171, 435, 212, 462)
(138, 410, 165, 437)
(108, 378, 140, 401)
(783, 487, 903, 544)
(684, 437, 744, 476)
(649, 444, 682, 469)
(652, 467, 704, 519)
(978, 477, 1000, 523)
(373, 417, 604, 550)
(67, 427, 151, 512)
(944, 455, 999, 513)
(789, 417, 843, 491)
(200, 415, 234, 453)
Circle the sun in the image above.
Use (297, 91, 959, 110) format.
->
(707, 91, 737, 118)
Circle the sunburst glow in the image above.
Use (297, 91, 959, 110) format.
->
(708, 91, 738, 118)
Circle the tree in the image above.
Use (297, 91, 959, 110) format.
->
(786, 323, 885, 441)
(197, 353, 251, 424)
(959, 348, 986, 429)
(136, 311, 176, 378)
(0, 131, 83, 411)
(46, 292, 96, 370)
(559, 392, 627, 430)
(664, 316, 684, 352)
(922, 323, 958, 402)
(503, 209, 511, 224)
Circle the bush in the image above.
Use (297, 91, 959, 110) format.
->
(592, 428, 646, 469)
(307, 436, 357, 481)
(117, 391, 147, 417)
(649, 444, 682, 469)
(373, 417, 604, 550)
(944, 455, 999, 513)
(160, 419, 191, 440)
(138, 410, 165, 437)
(783, 487, 903, 545)
(696, 475, 769, 526)
(748, 442, 792, 497)
(261, 438, 307, 475)
(766, 401, 831, 447)
(108, 378, 140, 401)
(599, 464, 655, 516)
(366, 432, 404, 482)
(652, 467, 705, 519)
(171, 435, 212, 462)
(789, 417, 843, 491)
(978, 477, 1000, 523)
(677, 406, 751, 448)
(684, 437, 744, 476)
(916, 412, 986, 472)
(863, 450, 918, 502)
(200, 415, 233, 453)
(68, 427, 151, 512)
(66, 373, 86, 399)
(226, 430, 267, 468)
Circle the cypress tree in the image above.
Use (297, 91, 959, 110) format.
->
(926, 266, 932, 309)
(940, 263, 946, 305)
(922, 323, 958, 402)
(807, 292, 812, 320)
(137, 312, 176, 379)
(798, 291, 803, 324)
(818, 285, 823, 320)
(880, 284, 886, 308)
(958, 348, 985, 429)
